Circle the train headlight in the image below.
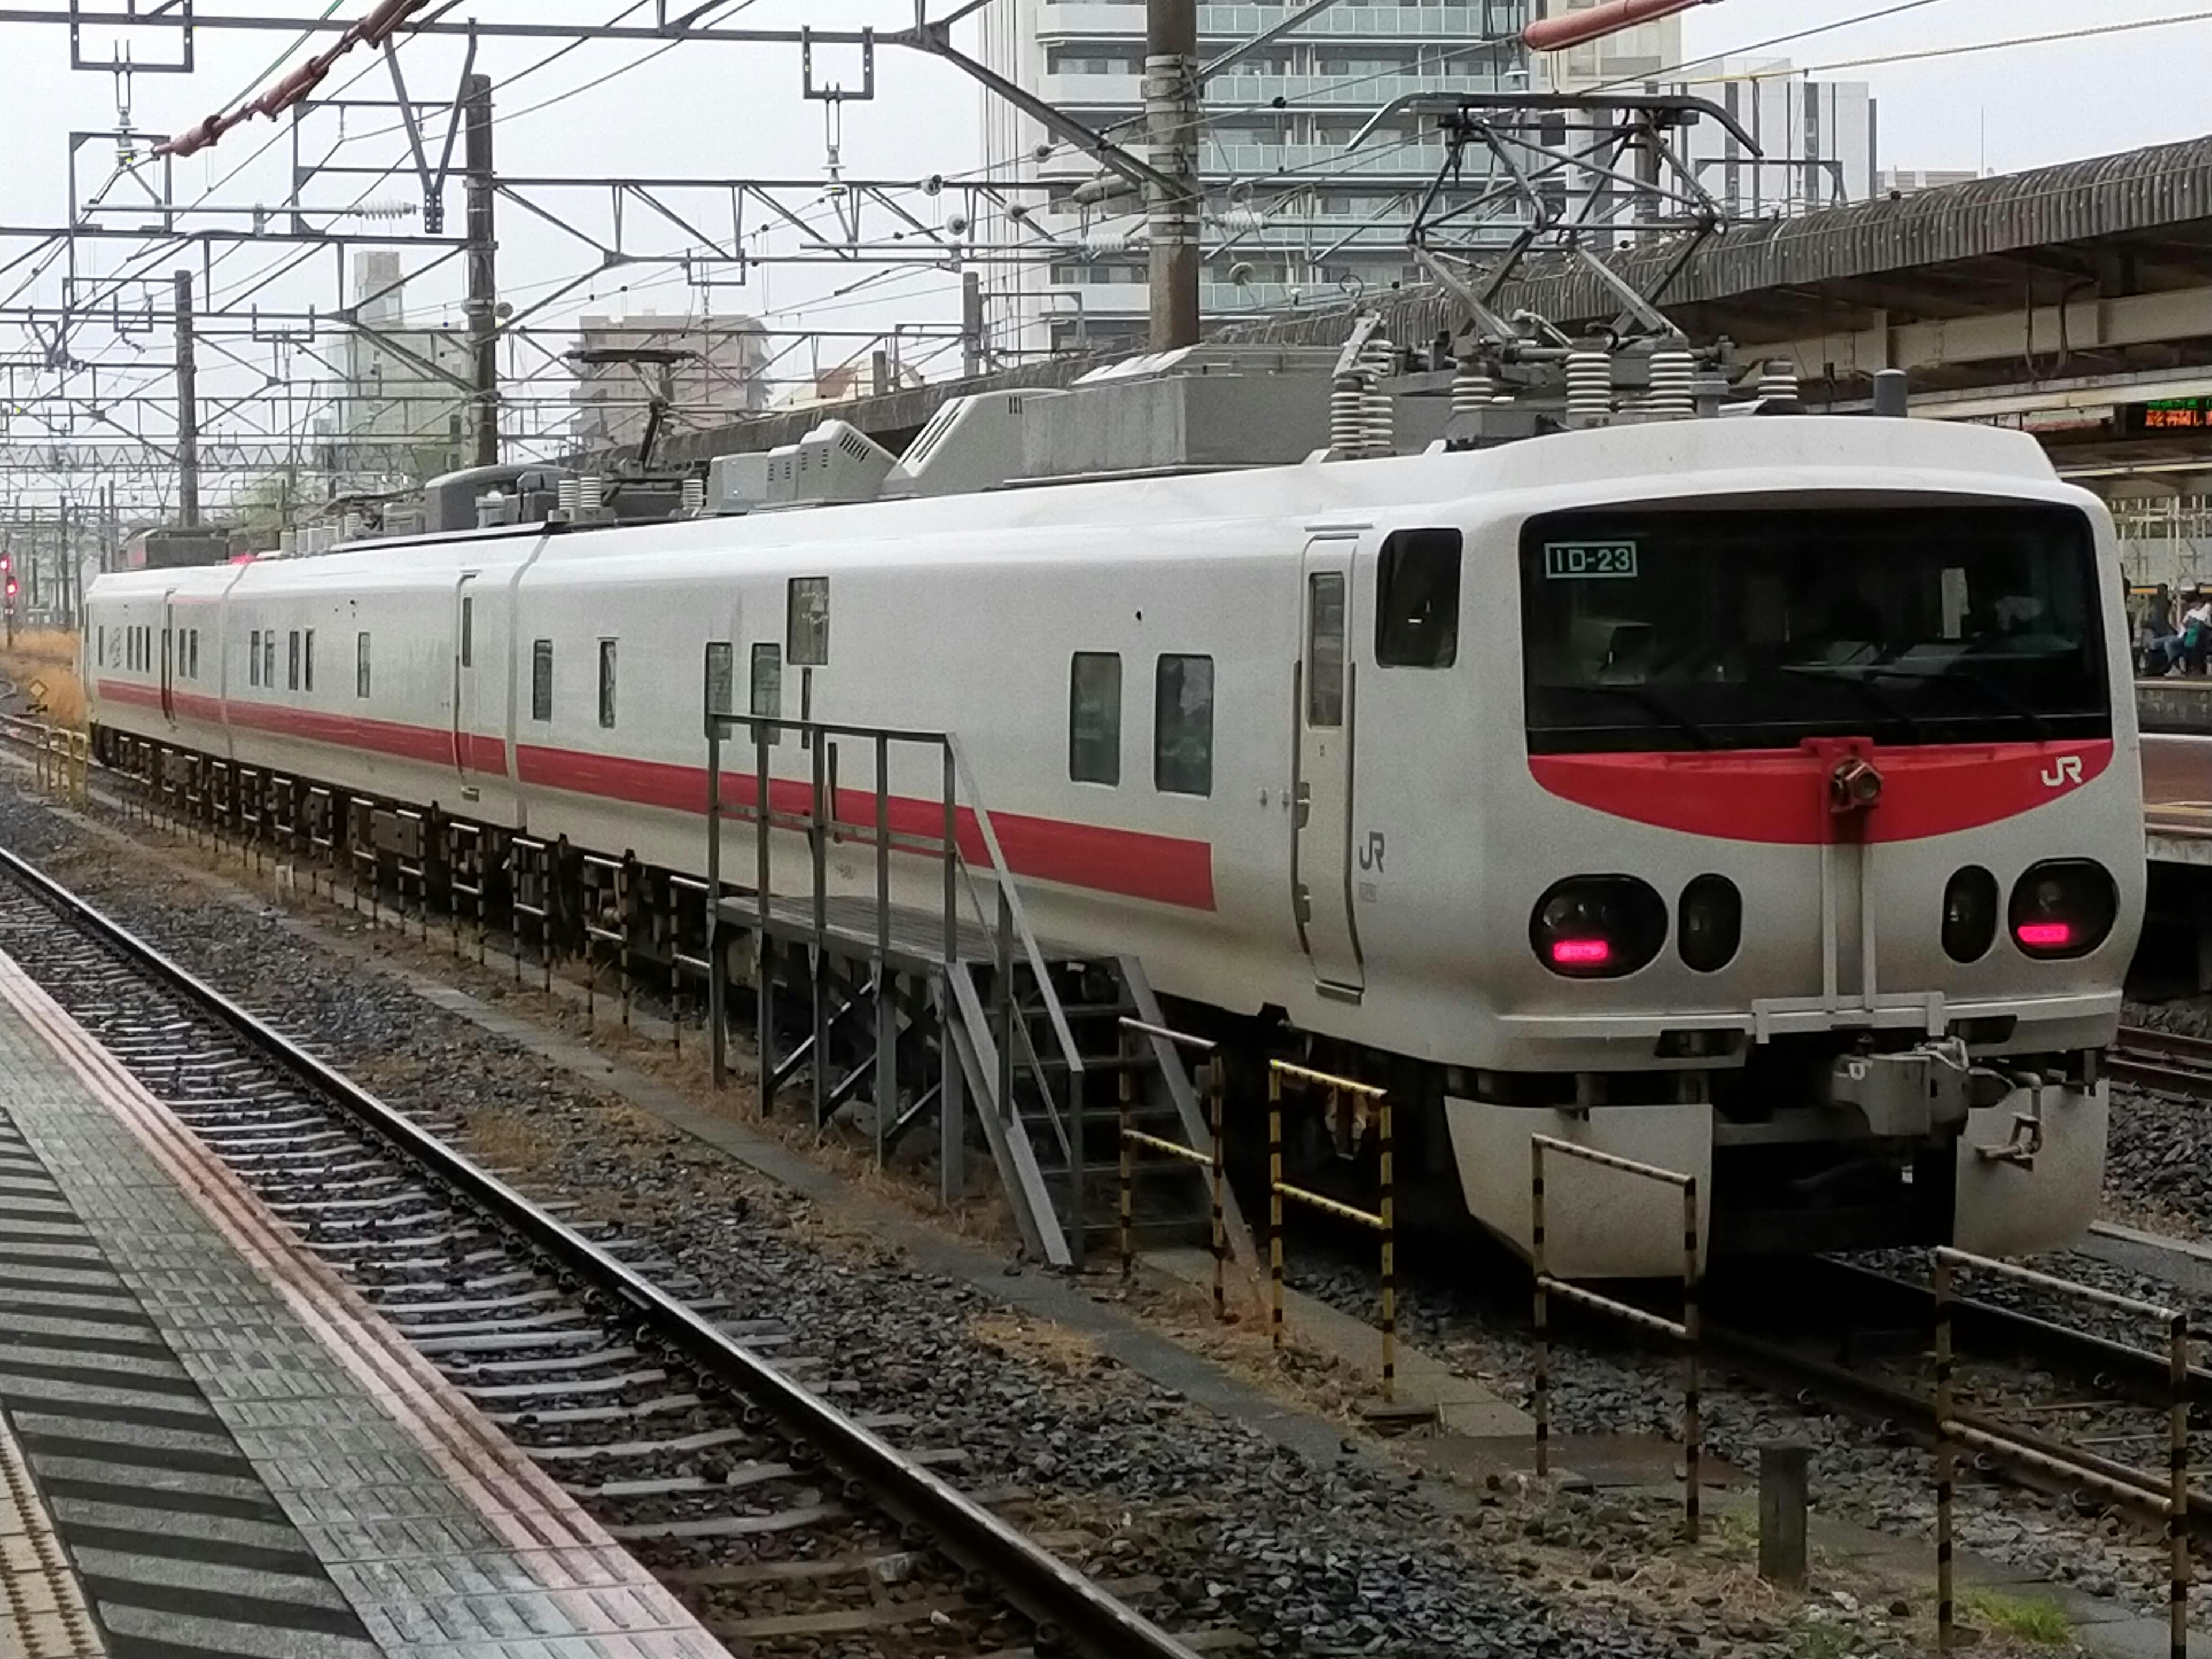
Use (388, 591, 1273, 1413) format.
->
(1941, 866, 1999, 963)
(1677, 874, 1743, 973)
(1531, 876, 1667, 979)
(2007, 859, 2118, 960)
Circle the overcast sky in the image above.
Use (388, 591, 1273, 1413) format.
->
(1, 0, 2209, 467)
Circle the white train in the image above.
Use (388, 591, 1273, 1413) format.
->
(85, 411, 2138, 1274)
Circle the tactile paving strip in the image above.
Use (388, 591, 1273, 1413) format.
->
(0, 948, 730, 1658)
(0, 1107, 381, 1659)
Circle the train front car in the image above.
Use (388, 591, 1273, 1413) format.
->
(1439, 417, 2137, 1276)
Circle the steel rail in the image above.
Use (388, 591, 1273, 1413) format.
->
(1699, 1257, 2212, 1538)
(2112, 1025, 2212, 1100)
(0, 843, 1200, 1659)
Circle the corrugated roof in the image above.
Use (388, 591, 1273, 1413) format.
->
(1221, 132, 2212, 347)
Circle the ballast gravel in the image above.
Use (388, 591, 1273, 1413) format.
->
(0, 789, 1687, 1659)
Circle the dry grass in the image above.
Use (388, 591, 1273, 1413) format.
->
(2, 629, 85, 729)
(968, 1309, 1111, 1376)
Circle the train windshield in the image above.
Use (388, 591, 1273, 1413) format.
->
(1520, 504, 2109, 753)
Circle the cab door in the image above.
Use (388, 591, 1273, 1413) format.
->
(159, 590, 178, 724)
(1292, 537, 1365, 997)
(452, 573, 479, 782)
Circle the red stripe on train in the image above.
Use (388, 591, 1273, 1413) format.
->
(97, 679, 509, 775)
(1529, 739, 2115, 843)
(94, 681, 1214, 910)
(512, 745, 1216, 911)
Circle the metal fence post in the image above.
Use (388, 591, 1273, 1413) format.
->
(1268, 1065, 1284, 1354)
(1683, 1174, 1701, 1541)
(1378, 1090, 1396, 1404)
(1934, 1249, 1956, 1654)
(2170, 1310, 2190, 1659)
(1209, 1061, 1226, 1325)
(1532, 1137, 1550, 1478)
(1118, 1027, 1134, 1279)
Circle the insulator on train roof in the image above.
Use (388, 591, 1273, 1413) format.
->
(1564, 350, 1613, 423)
(1647, 348, 1696, 418)
(1450, 355, 1499, 415)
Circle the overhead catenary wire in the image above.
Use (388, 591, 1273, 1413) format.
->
(1713, 7, 2212, 82)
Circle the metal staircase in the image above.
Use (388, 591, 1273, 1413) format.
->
(702, 714, 1252, 1271)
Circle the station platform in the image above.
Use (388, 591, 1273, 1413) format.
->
(2127, 680, 2212, 863)
(0, 948, 729, 1659)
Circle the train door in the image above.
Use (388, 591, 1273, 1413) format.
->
(1293, 536, 1365, 997)
(159, 590, 177, 724)
(452, 573, 478, 781)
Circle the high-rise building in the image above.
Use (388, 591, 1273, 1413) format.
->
(341, 251, 473, 478)
(1873, 166, 1980, 199)
(973, 2, 1877, 358)
(569, 312, 771, 452)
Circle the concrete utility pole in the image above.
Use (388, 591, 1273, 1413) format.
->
(174, 270, 199, 528)
(1146, 0, 1201, 351)
(463, 71, 499, 468)
(961, 271, 984, 378)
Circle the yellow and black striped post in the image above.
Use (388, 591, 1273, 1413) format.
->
(1378, 1093, 1396, 1404)
(1268, 1065, 1285, 1355)
(1681, 1175, 1701, 1541)
(1934, 1250, 1955, 1652)
(1118, 1031, 1135, 1279)
(2169, 1310, 2190, 1659)
(1531, 1138, 1550, 1478)
(1207, 1062, 1226, 1325)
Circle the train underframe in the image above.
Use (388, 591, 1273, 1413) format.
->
(87, 724, 2110, 1277)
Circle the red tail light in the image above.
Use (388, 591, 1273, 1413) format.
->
(2008, 860, 2117, 960)
(1531, 876, 1666, 979)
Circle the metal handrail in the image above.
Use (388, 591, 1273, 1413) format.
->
(704, 711, 1086, 1168)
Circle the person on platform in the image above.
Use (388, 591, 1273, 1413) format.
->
(2181, 588, 2212, 674)
(2144, 582, 2180, 675)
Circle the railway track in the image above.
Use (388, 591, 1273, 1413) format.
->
(1707, 1255, 2212, 1540)
(2110, 1024, 2212, 1099)
(0, 844, 1199, 1659)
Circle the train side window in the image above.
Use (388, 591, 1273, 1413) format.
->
(355, 632, 372, 699)
(1068, 652, 1122, 785)
(96, 627, 103, 667)
(750, 643, 782, 747)
(263, 632, 276, 690)
(249, 630, 261, 687)
(704, 641, 734, 724)
(302, 630, 313, 692)
(1306, 572, 1346, 727)
(1154, 653, 1214, 797)
(598, 639, 618, 729)
(531, 640, 553, 721)
(1374, 528, 1461, 668)
(787, 578, 828, 666)
(287, 630, 301, 691)
(460, 597, 474, 668)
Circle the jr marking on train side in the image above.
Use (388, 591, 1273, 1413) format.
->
(2042, 755, 2085, 789)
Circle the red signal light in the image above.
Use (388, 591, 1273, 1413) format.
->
(1550, 938, 1612, 966)
(2014, 921, 2072, 949)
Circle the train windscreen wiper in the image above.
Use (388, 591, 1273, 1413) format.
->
(1777, 663, 1927, 741)
(1849, 660, 2052, 743)
(1580, 683, 1717, 749)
